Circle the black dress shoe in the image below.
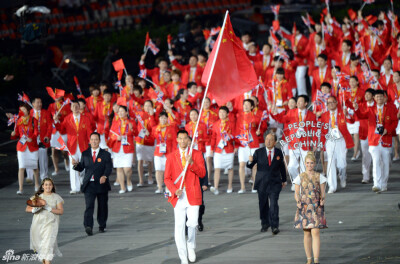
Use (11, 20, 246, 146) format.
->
(198, 221, 204, 232)
(85, 226, 93, 236)
(272, 227, 280, 235)
(260, 225, 270, 232)
(99, 227, 106, 233)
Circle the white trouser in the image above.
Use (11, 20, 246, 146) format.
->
(69, 145, 83, 192)
(360, 139, 372, 181)
(326, 138, 347, 192)
(174, 189, 199, 262)
(295, 65, 308, 96)
(27, 148, 49, 180)
(287, 148, 308, 183)
(369, 144, 390, 189)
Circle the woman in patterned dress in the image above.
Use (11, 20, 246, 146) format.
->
(294, 151, 327, 264)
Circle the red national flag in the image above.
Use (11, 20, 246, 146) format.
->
(202, 29, 210, 40)
(307, 13, 315, 26)
(112, 59, 125, 72)
(117, 70, 124, 81)
(348, 9, 357, 21)
(56, 136, 69, 152)
(201, 13, 258, 106)
(167, 34, 172, 44)
(144, 32, 150, 47)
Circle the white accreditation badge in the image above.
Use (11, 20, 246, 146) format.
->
(331, 128, 341, 140)
(20, 135, 27, 145)
(159, 143, 167, 153)
(121, 135, 129, 145)
(138, 129, 146, 139)
(217, 139, 226, 150)
(276, 99, 283, 107)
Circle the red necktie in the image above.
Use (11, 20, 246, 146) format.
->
(268, 150, 271, 166)
(93, 151, 96, 163)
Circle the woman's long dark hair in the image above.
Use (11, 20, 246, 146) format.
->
(34, 178, 56, 196)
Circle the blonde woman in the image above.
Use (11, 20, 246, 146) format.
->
(293, 151, 327, 264)
(26, 178, 64, 264)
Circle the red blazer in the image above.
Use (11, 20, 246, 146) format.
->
(187, 92, 203, 110)
(139, 62, 168, 86)
(135, 111, 157, 146)
(55, 113, 94, 155)
(171, 59, 204, 87)
(108, 118, 138, 153)
(272, 109, 317, 151)
(358, 101, 375, 140)
(320, 109, 355, 149)
(174, 100, 192, 125)
(266, 79, 291, 107)
(152, 124, 177, 156)
(94, 101, 113, 135)
(30, 109, 52, 148)
(166, 82, 185, 98)
(253, 53, 273, 80)
(210, 119, 236, 153)
(379, 73, 394, 91)
(235, 111, 260, 149)
(85, 95, 103, 116)
(355, 104, 398, 147)
(48, 101, 71, 134)
(280, 31, 309, 66)
(200, 109, 218, 146)
(128, 99, 144, 118)
(11, 116, 39, 152)
(185, 121, 207, 153)
(311, 67, 332, 101)
(387, 83, 400, 104)
(164, 149, 206, 207)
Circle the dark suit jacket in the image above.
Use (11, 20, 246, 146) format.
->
(246, 147, 287, 192)
(73, 148, 112, 193)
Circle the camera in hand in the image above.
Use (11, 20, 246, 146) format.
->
(38, 142, 46, 148)
(377, 126, 384, 135)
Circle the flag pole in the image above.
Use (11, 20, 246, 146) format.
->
(178, 10, 229, 190)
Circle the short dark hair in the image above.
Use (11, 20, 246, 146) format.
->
(190, 108, 199, 115)
(159, 111, 168, 118)
(243, 99, 255, 108)
(343, 39, 352, 47)
(90, 132, 101, 140)
(350, 75, 359, 82)
(219, 106, 229, 114)
(297, 95, 309, 104)
(350, 53, 360, 61)
(317, 53, 327, 61)
(177, 130, 189, 137)
(187, 82, 197, 89)
(133, 85, 143, 94)
(365, 88, 375, 96)
(276, 67, 285, 75)
(334, 66, 341, 72)
(77, 98, 86, 105)
(103, 89, 113, 95)
(265, 132, 277, 141)
(374, 90, 384, 96)
(320, 82, 331, 89)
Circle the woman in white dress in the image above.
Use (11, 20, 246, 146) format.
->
(26, 178, 64, 264)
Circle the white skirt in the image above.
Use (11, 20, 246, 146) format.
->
(154, 155, 166, 171)
(346, 121, 360, 134)
(214, 151, 234, 169)
(99, 134, 108, 149)
(396, 122, 400, 134)
(18, 149, 39, 169)
(50, 132, 68, 149)
(112, 147, 133, 168)
(238, 146, 257, 163)
(136, 143, 155, 162)
(205, 145, 213, 158)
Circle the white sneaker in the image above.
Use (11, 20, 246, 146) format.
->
(136, 183, 144, 187)
(51, 171, 58, 176)
(393, 156, 400, 161)
(181, 260, 189, 264)
(238, 189, 246, 194)
(16, 190, 23, 195)
(251, 189, 257, 193)
(291, 185, 295, 192)
(226, 189, 233, 194)
(249, 179, 254, 184)
(214, 189, 219, 195)
(148, 180, 154, 185)
(113, 182, 120, 186)
(210, 186, 215, 193)
(361, 179, 369, 184)
(34, 186, 39, 192)
(127, 185, 133, 192)
(70, 190, 78, 195)
(119, 190, 126, 194)
(340, 181, 346, 188)
(155, 189, 162, 194)
(380, 187, 387, 192)
(372, 186, 380, 192)
(327, 189, 334, 194)
(188, 248, 196, 262)
(144, 172, 149, 177)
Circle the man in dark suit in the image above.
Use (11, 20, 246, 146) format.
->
(72, 132, 112, 236)
(247, 133, 287, 235)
